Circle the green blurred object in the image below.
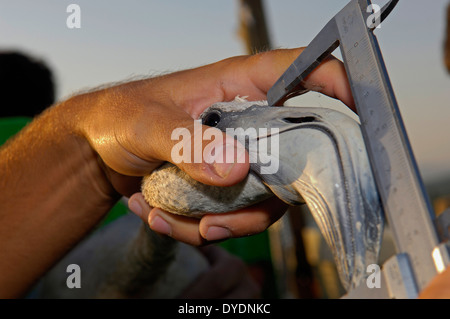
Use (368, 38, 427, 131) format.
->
(99, 200, 129, 227)
(0, 117, 31, 145)
(219, 231, 272, 264)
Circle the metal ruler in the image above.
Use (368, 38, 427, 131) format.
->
(267, 0, 450, 298)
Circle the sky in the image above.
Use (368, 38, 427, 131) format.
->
(0, 0, 449, 184)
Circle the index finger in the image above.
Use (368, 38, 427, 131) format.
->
(242, 49, 355, 110)
(165, 48, 355, 118)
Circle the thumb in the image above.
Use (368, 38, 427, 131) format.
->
(154, 116, 250, 187)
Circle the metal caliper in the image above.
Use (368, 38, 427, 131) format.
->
(267, 0, 450, 298)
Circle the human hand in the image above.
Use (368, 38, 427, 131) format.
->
(178, 245, 260, 299)
(75, 48, 354, 245)
(419, 266, 450, 299)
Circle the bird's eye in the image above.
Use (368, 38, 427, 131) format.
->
(203, 111, 221, 127)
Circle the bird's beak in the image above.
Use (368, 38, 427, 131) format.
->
(201, 101, 384, 291)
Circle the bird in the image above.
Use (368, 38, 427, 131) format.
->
(143, 98, 384, 291)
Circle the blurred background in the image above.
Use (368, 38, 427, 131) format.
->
(1, 0, 450, 298)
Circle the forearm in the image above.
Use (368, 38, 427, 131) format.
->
(0, 97, 118, 298)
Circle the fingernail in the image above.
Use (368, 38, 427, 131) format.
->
(128, 199, 142, 218)
(149, 214, 172, 236)
(205, 226, 231, 241)
(211, 143, 235, 178)
(206, 143, 246, 179)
